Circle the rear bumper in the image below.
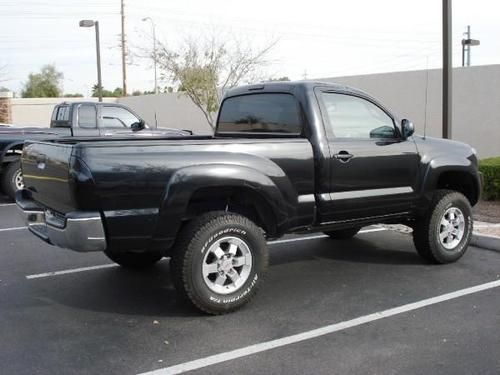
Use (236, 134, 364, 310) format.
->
(16, 189, 106, 252)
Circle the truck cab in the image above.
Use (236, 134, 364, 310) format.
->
(50, 102, 149, 137)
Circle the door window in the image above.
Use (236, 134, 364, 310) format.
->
(101, 106, 140, 128)
(78, 105, 97, 128)
(321, 93, 396, 139)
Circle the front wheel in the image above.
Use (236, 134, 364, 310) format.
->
(104, 250, 163, 269)
(170, 212, 268, 315)
(413, 190, 473, 264)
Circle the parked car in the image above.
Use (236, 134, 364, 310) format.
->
(17, 81, 482, 314)
(0, 101, 189, 198)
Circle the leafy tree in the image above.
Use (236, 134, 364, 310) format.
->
(92, 85, 123, 98)
(267, 76, 290, 82)
(156, 35, 276, 129)
(63, 93, 84, 98)
(22, 64, 63, 98)
(132, 89, 156, 96)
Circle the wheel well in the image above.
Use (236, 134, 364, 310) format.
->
(184, 186, 278, 236)
(437, 171, 478, 205)
(2, 144, 23, 165)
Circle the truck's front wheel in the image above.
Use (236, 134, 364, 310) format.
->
(413, 190, 473, 264)
(171, 212, 268, 315)
(104, 250, 163, 269)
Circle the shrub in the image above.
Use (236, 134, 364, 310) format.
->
(479, 157, 500, 200)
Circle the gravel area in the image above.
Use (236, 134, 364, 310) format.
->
(473, 200, 500, 224)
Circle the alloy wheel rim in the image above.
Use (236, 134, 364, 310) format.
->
(438, 207, 466, 250)
(14, 170, 24, 190)
(202, 236, 253, 295)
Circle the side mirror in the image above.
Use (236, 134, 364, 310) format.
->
(401, 119, 415, 139)
(131, 119, 146, 132)
(370, 125, 396, 139)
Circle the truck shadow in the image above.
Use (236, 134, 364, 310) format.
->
(45, 233, 423, 317)
(270, 236, 423, 267)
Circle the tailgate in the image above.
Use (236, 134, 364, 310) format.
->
(21, 141, 76, 214)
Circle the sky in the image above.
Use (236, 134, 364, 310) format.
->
(1, 0, 499, 96)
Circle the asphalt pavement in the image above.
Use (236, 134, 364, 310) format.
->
(0, 195, 499, 375)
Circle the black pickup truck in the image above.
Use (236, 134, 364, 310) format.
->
(17, 81, 482, 314)
(0, 101, 188, 199)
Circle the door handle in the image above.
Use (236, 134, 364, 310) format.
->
(334, 151, 354, 163)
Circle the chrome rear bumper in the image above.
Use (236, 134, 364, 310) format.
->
(16, 189, 106, 252)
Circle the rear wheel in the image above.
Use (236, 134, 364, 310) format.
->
(104, 250, 163, 269)
(413, 190, 473, 264)
(1, 161, 23, 200)
(323, 227, 361, 239)
(170, 212, 268, 315)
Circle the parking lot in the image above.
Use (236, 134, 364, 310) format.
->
(1, 195, 499, 375)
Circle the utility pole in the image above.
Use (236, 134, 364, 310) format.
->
(121, 0, 127, 96)
(461, 25, 480, 67)
(442, 0, 452, 139)
(142, 17, 158, 94)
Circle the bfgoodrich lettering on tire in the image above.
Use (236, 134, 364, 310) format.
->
(171, 212, 268, 315)
(413, 190, 473, 264)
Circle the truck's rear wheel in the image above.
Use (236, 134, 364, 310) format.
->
(323, 227, 361, 239)
(171, 212, 268, 315)
(1, 161, 23, 200)
(104, 250, 163, 269)
(413, 190, 473, 264)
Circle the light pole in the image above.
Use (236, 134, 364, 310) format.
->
(79, 20, 102, 102)
(142, 17, 158, 94)
(461, 25, 480, 67)
(442, 0, 452, 139)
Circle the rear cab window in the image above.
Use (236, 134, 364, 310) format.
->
(51, 105, 71, 127)
(216, 93, 302, 136)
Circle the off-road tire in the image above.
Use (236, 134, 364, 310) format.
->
(323, 227, 361, 239)
(1, 161, 23, 200)
(170, 211, 268, 315)
(413, 190, 473, 264)
(104, 250, 163, 269)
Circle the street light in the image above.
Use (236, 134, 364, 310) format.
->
(461, 25, 480, 67)
(79, 19, 103, 102)
(142, 17, 158, 94)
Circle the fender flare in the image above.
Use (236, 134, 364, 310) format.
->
(419, 156, 481, 204)
(154, 164, 295, 241)
(0, 141, 24, 164)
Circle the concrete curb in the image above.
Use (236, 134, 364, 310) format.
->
(471, 233, 500, 252)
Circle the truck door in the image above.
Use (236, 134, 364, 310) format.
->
(318, 90, 420, 222)
(72, 104, 100, 136)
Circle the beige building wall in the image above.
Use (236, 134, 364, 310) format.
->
(117, 93, 212, 134)
(320, 64, 500, 158)
(10, 97, 117, 127)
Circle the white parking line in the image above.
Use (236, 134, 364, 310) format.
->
(138, 279, 500, 375)
(24, 228, 386, 280)
(0, 226, 27, 232)
(0, 203, 16, 207)
(26, 263, 119, 279)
